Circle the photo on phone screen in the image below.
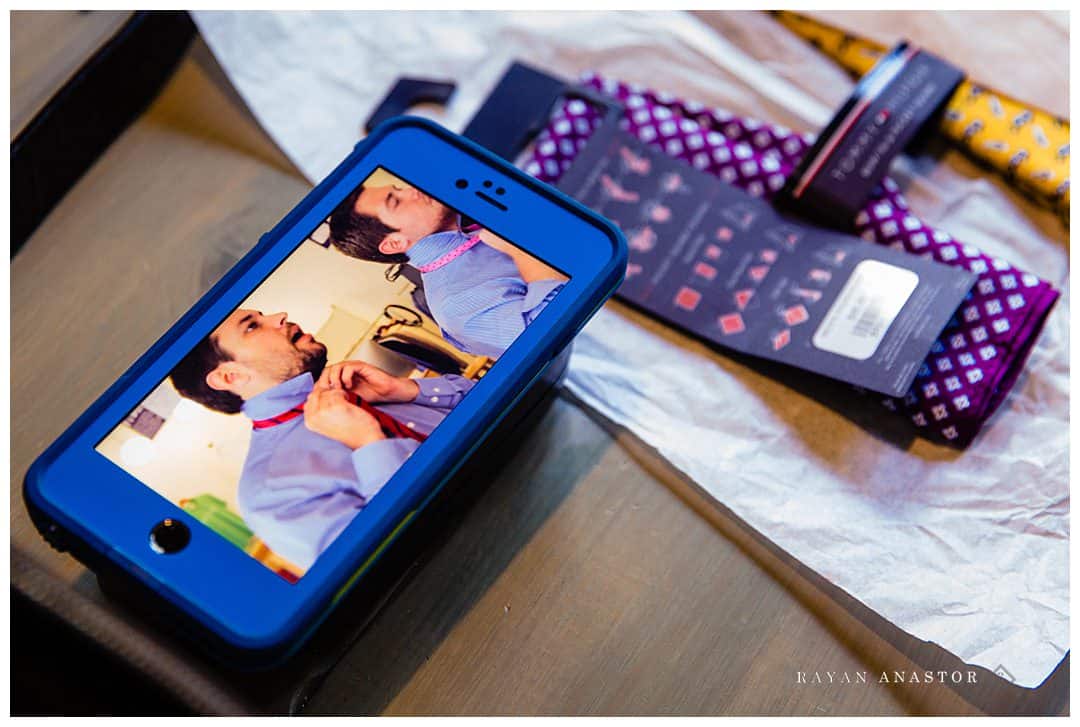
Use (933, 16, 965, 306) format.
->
(96, 168, 569, 581)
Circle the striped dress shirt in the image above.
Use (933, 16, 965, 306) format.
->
(407, 230, 565, 358)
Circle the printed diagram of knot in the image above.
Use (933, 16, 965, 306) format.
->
(660, 171, 690, 194)
(600, 173, 640, 203)
(720, 202, 757, 231)
(619, 145, 651, 175)
(765, 225, 802, 251)
(628, 226, 657, 252)
(599, 173, 673, 225)
(644, 201, 672, 223)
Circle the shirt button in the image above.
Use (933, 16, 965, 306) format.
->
(407, 422, 416, 429)
(433, 387, 441, 393)
(430, 396, 439, 403)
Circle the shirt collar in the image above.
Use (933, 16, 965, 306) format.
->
(242, 372, 314, 420)
(406, 229, 469, 269)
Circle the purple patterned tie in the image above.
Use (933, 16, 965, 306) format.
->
(524, 73, 1060, 448)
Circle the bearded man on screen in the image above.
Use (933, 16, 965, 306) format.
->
(170, 308, 472, 571)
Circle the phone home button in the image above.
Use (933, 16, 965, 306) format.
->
(149, 518, 190, 554)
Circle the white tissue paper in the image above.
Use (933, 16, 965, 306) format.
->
(193, 10, 1068, 688)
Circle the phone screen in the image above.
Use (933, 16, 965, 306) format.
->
(96, 168, 569, 581)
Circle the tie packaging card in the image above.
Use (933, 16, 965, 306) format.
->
(558, 120, 977, 398)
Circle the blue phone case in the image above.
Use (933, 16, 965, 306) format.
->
(24, 116, 627, 667)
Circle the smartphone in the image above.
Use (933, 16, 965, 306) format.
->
(24, 117, 627, 667)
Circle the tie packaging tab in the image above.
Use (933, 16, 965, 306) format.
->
(777, 41, 964, 228)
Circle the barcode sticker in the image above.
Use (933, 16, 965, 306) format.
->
(812, 260, 918, 360)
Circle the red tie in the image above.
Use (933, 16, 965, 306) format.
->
(251, 390, 427, 442)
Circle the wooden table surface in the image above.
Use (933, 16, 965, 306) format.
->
(9, 11, 1069, 716)
(9, 10, 132, 139)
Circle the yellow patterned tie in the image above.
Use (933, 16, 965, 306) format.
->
(771, 11, 1070, 223)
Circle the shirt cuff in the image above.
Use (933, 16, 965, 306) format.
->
(350, 438, 421, 500)
(411, 375, 473, 408)
(522, 280, 565, 319)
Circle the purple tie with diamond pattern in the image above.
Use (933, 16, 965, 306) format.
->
(524, 73, 1060, 448)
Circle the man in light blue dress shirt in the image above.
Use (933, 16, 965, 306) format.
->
(328, 183, 566, 358)
(170, 308, 472, 572)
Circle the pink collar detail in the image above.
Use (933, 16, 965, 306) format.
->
(415, 235, 483, 274)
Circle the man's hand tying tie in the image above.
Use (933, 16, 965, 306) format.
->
(303, 385, 386, 450)
(318, 360, 420, 404)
